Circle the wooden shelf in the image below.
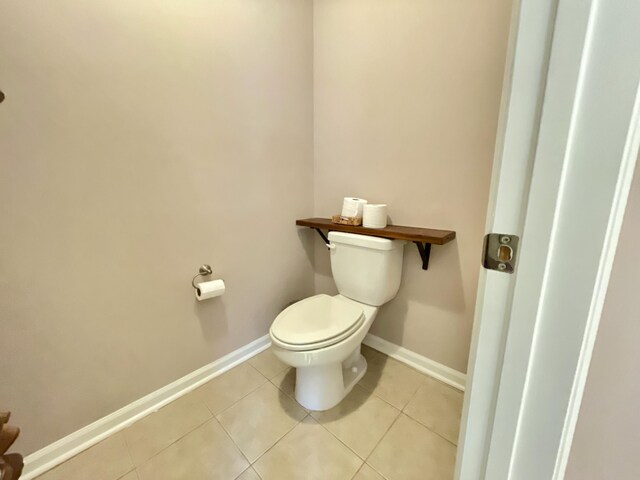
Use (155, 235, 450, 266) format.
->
(296, 218, 456, 270)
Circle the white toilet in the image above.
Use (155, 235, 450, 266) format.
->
(269, 231, 406, 411)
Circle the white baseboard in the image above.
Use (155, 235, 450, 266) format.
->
(363, 334, 466, 391)
(22, 334, 271, 480)
(24, 332, 463, 478)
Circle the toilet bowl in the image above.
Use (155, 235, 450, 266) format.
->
(270, 294, 378, 410)
(269, 231, 405, 411)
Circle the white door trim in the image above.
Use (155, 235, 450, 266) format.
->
(455, 0, 557, 477)
(483, 0, 599, 476)
(458, 0, 640, 478)
(552, 69, 640, 480)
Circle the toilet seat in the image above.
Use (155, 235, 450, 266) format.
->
(270, 294, 364, 352)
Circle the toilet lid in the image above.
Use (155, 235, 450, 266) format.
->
(270, 294, 364, 347)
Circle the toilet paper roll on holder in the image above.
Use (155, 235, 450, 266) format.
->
(191, 264, 213, 290)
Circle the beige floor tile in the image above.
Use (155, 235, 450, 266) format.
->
(249, 348, 288, 379)
(236, 467, 261, 480)
(361, 345, 387, 363)
(270, 367, 311, 412)
(193, 362, 267, 415)
(403, 377, 463, 445)
(216, 382, 306, 462)
(254, 417, 362, 480)
(118, 472, 139, 480)
(368, 414, 456, 480)
(36, 433, 133, 480)
(271, 367, 296, 398)
(354, 464, 386, 480)
(311, 385, 400, 458)
(359, 348, 425, 409)
(124, 392, 211, 465)
(136, 419, 248, 480)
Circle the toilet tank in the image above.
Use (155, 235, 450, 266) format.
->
(328, 231, 405, 306)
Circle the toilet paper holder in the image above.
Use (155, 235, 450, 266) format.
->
(191, 264, 213, 290)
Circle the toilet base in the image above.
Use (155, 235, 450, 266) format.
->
(295, 354, 367, 411)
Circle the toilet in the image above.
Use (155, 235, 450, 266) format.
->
(269, 231, 406, 411)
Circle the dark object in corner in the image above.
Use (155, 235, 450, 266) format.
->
(0, 412, 23, 480)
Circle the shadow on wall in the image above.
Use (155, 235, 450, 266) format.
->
(193, 293, 229, 343)
(297, 228, 316, 272)
(374, 239, 466, 348)
(397, 240, 465, 312)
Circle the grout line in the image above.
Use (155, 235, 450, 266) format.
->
(348, 462, 367, 480)
(359, 414, 401, 480)
(215, 416, 254, 468)
(131, 415, 217, 471)
(245, 362, 271, 381)
(364, 411, 401, 464)
(400, 378, 425, 415)
(207, 366, 270, 418)
(130, 360, 298, 475)
(266, 365, 291, 381)
(120, 430, 137, 473)
(249, 413, 311, 468)
(267, 369, 311, 413)
(234, 465, 259, 480)
(246, 345, 289, 379)
(247, 356, 289, 381)
(357, 380, 413, 412)
(100, 349, 456, 480)
(364, 462, 391, 480)
(400, 411, 459, 448)
(121, 387, 219, 471)
(398, 372, 462, 447)
(249, 415, 306, 466)
(115, 469, 137, 480)
(313, 417, 367, 462)
(213, 369, 309, 468)
(306, 388, 402, 465)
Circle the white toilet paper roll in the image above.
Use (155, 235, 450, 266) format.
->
(363, 204, 388, 228)
(195, 279, 226, 301)
(341, 197, 368, 218)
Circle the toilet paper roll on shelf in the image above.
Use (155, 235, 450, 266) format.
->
(195, 279, 226, 301)
(341, 197, 368, 218)
(363, 204, 388, 228)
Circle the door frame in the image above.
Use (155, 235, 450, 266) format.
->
(457, 0, 640, 478)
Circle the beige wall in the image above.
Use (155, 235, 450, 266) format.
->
(0, 0, 314, 454)
(1, 0, 514, 454)
(313, 0, 512, 372)
(565, 162, 640, 479)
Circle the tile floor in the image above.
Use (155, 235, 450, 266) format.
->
(36, 345, 463, 480)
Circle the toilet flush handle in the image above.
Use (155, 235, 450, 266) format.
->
(327, 243, 336, 250)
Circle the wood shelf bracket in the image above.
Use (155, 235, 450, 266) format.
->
(314, 228, 330, 246)
(414, 242, 432, 270)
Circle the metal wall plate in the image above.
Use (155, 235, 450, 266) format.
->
(482, 233, 519, 273)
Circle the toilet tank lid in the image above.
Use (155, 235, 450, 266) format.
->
(328, 231, 405, 250)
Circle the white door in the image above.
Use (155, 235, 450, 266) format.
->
(457, 0, 640, 479)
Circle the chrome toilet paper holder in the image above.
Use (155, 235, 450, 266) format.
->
(191, 264, 213, 290)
